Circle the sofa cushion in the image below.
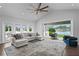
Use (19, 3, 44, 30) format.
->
(13, 34, 23, 40)
(22, 33, 28, 39)
(36, 32, 40, 36)
(27, 33, 32, 37)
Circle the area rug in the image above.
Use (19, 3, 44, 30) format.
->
(5, 40, 66, 56)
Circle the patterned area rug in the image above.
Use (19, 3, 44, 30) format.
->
(5, 39, 66, 56)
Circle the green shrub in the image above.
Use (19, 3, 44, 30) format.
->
(48, 28, 56, 34)
(5, 25, 12, 32)
(5, 26, 8, 32)
(57, 34, 64, 38)
(29, 27, 32, 32)
(8, 26, 12, 31)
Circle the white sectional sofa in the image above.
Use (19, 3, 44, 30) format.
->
(11, 37, 28, 47)
(11, 33, 42, 47)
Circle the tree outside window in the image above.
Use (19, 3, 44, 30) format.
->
(5, 25, 12, 32)
(29, 27, 32, 32)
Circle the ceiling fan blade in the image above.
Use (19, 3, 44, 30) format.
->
(35, 3, 41, 14)
(38, 3, 42, 9)
(40, 10, 48, 12)
(40, 6, 48, 10)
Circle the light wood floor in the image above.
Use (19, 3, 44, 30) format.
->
(0, 42, 79, 56)
(0, 44, 5, 56)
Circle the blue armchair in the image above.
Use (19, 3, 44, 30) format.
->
(63, 36, 78, 47)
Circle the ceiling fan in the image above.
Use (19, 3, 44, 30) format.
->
(27, 3, 49, 14)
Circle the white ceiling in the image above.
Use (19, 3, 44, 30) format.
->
(0, 3, 79, 21)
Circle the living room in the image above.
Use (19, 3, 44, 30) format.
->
(0, 3, 79, 56)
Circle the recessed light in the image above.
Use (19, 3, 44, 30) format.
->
(0, 6, 2, 8)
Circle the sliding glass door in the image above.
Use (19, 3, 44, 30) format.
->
(44, 20, 71, 40)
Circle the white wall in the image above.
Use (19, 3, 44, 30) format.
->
(0, 17, 2, 44)
(73, 10, 79, 39)
(36, 10, 79, 40)
(1, 16, 36, 43)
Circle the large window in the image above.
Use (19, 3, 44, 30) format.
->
(22, 25, 27, 32)
(15, 24, 21, 33)
(44, 20, 71, 39)
(5, 25, 12, 32)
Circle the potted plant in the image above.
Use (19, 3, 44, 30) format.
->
(48, 28, 57, 39)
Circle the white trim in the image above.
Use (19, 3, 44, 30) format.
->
(71, 19, 74, 36)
